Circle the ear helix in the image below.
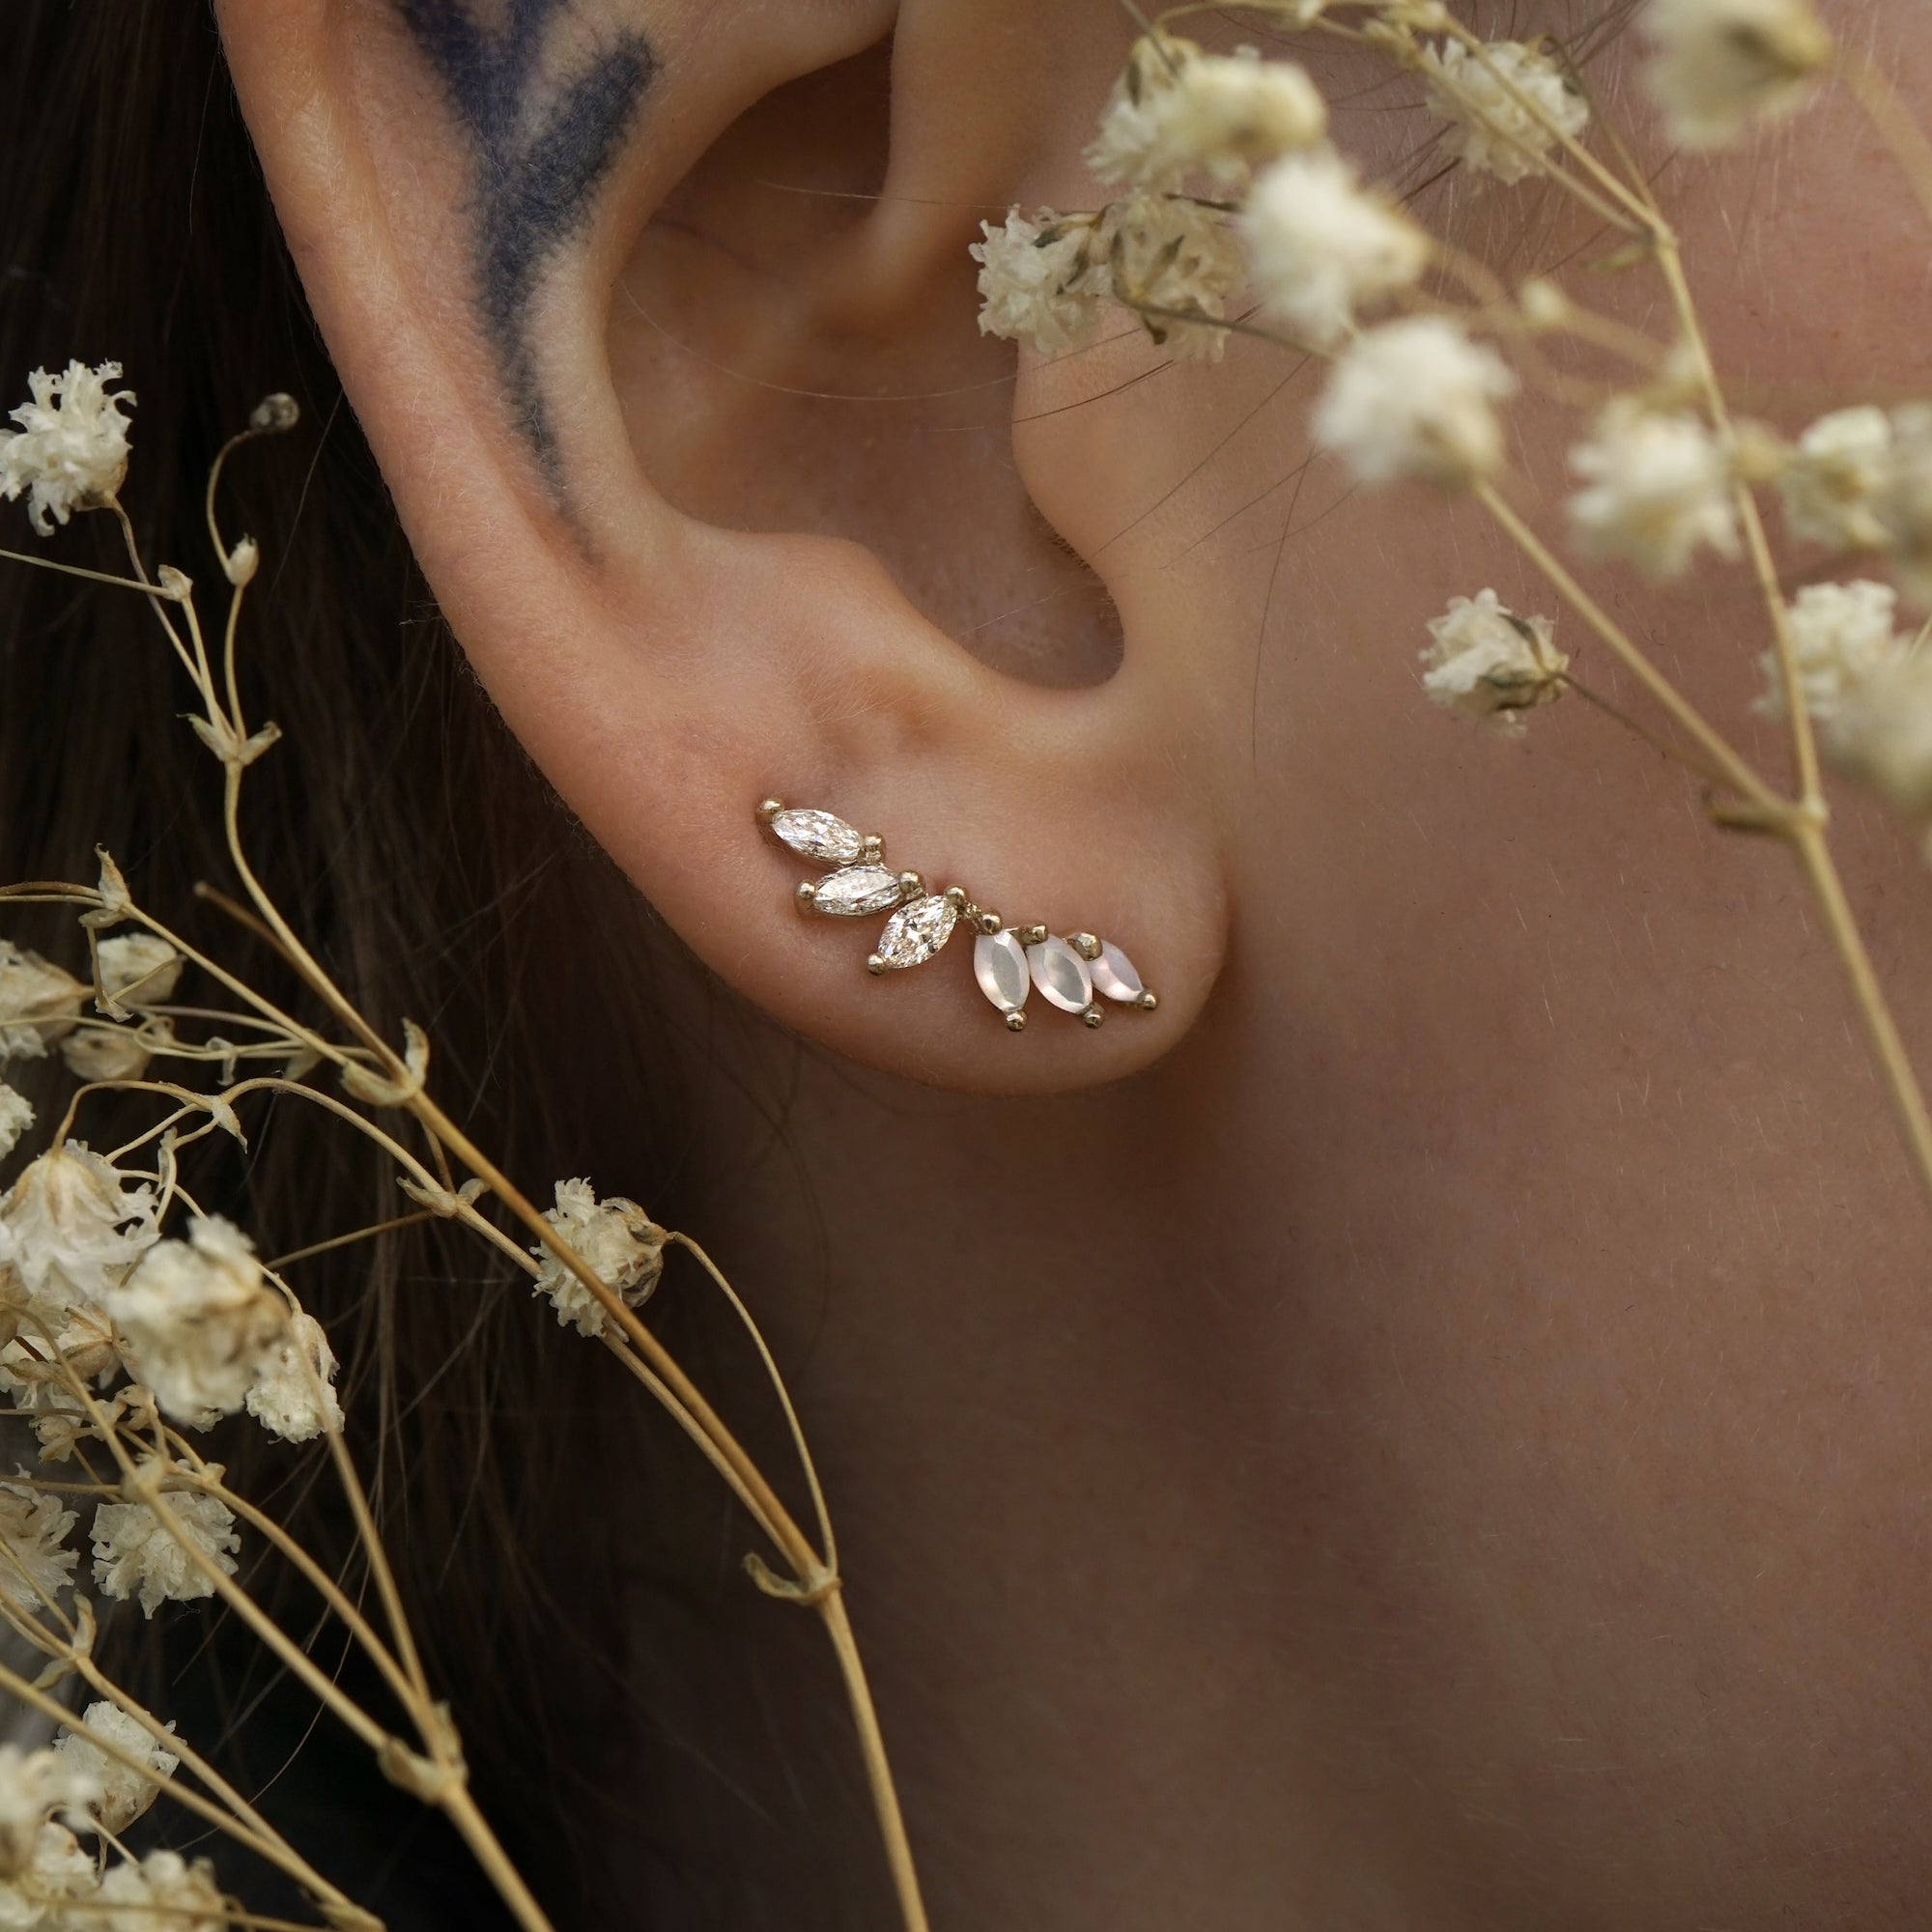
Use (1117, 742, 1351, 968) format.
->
(758, 799, 1159, 1035)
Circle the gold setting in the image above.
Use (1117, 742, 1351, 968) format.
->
(758, 798, 1158, 1035)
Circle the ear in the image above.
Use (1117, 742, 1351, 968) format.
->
(213, 0, 1232, 1093)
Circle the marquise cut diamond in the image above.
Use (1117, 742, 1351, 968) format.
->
(875, 895, 957, 968)
(810, 866, 905, 916)
(771, 808, 865, 867)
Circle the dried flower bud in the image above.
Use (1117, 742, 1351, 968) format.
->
(0, 360, 134, 536)
(1757, 580, 1907, 722)
(0, 1747, 98, 1878)
(533, 1179, 666, 1340)
(1779, 406, 1893, 553)
(1314, 318, 1517, 487)
(1566, 398, 1741, 578)
(54, 1703, 178, 1836)
(0, 1083, 31, 1164)
(0, 943, 84, 1063)
(971, 210, 1109, 356)
(91, 1467, 241, 1617)
(1423, 39, 1590, 185)
(1826, 651, 1932, 855)
(248, 392, 300, 434)
(224, 535, 260, 586)
(1420, 589, 1568, 735)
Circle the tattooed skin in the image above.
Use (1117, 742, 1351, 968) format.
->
(398, 0, 656, 477)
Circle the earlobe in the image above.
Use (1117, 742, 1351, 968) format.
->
(215, 0, 1230, 1094)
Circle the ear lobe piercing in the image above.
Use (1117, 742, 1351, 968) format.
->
(758, 800, 1157, 1034)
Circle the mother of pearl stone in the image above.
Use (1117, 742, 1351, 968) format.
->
(974, 928, 1031, 1013)
(1027, 935, 1094, 1013)
(1089, 940, 1145, 1002)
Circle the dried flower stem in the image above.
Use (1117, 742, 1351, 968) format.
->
(1837, 48, 1932, 233)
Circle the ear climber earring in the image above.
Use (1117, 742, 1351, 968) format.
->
(758, 799, 1157, 1034)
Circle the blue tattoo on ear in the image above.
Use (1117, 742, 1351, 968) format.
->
(398, 0, 657, 479)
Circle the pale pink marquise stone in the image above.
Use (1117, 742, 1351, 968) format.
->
(875, 895, 956, 968)
(1027, 935, 1093, 1013)
(771, 808, 865, 867)
(974, 929, 1030, 1014)
(1090, 940, 1145, 1002)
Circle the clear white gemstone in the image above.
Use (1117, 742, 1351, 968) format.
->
(1090, 940, 1144, 1002)
(809, 866, 904, 916)
(875, 895, 957, 969)
(974, 929, 1030, 1013)
(1027, 935, 1094, 1013)
(771, 808, 865, 867)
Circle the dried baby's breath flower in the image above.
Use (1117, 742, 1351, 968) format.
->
(1827, 651, 1932, 853)
(95, 934, 183, 1014)
(1089, 36, 1327, 190)
(1779, 406, 1893, 553)
(1239, 148, 1430, 346)
(0, 1484, 76, 1611)
(1423, 39, 1590, 184)
(106, 1216, 281, 1427)
(1313, 317, 1517, 486)
(1642, 0, 1833, 149)
(0, 362, 135, 537)
(246, 1310, 344, 1443)
(60, 1025, 170, 1086)
(97, 1850, 224, 1932)
(0, 1088, 29, 1165)
(0, 1145, 157, 1322)
(1421, 589, 1569, 735)
(533, 1179, 666, 1340)
(54, 1703, 179, 1836)
(0, 947, 82, 1065)
(1875, 404, 1932, 606)
(0, 1821, 97, 1927)
(972, 210, 1108, 357)
(92, 1471, 241, 1618)
(1566, 398, 1740, 577)
(1106, 192, 1247, 362)
(1756, 580, 1907, 722)
(0, 1749, 97, 1880)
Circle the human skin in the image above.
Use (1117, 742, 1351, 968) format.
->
(219, 1, 1932, 1925)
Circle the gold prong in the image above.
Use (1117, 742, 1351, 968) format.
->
(867, 953, 888, 976)
(1070, 932, 1100, 960)
(1018, 923, 1047, 947)
(1137, 989, 1158, 1012)
(1005, 1010, 1027, 1032)
(757, 799, 785, 824)
(794, 881, 818, 911)
(861, 835, 886, 864)
(1081, 1002, 1105, 1028)
(980, 911, 1003, 935)
(897, 870, 924, 899)
(943, 885, 969, 911)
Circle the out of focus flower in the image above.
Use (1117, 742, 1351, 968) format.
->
(0, 1088, 29, 1165)
(1756, 580, 1908, 721)
(1314, 318, 1516, 486)
(0, 1145, 157, 1326)
(1566, 399, 1740, 577)
(0, 1484, 75, 1610)
(0, 947, 82, 1065)
(97, 1851, 224, 1932)
(1105, 193, 1246, 361)
(1642, 0, 1833, 148)
(0, 1749, 96, 1881)
(1239, 148, 1430, 345)
(1779, 407, 1893, 553)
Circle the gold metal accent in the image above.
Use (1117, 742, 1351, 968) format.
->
(757, 799, 785, 824)
(861, 835, 886, 864)
(943, 885, 968, 911)
(1137, 990, 1158, 1012)
(1018, 923, 1047, 947)
(980, 911, 1003, 935)
(866, 953, 887, 976)
(1081, 1003, 1105, 1028)
(1005, 1010, 1027, 1033)
(1070, 932, 1101, 960)
(897, 870, 924, 898)
(795, 881, 818, 910)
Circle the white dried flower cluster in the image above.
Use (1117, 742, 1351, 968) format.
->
(1423, 39, 1590, 184)
(533, 1179, 666, 1340)
(1828, 653, 1932, 855)
(96, 1850, 226, 1931)
(1757, 581, 1909, 722)
(1239, 149, 1429, 347)
(0, 1087, 29, 1165)
(1566, 399, 1740, 577)
(0, 1143, 158, 1331)
(0, 362, 135, 537)
(1873, 407, 1932, 607)
(92, 1470, 241, 1619)
(62, 933, 185, 1085)
(105, 1215, 283, 1428)
(1642, 0, 1833, 149)
(1421, 590, 1570, 735)
(972, 211, 1109, 358)
(54, 1703, 179, 1836)
(0, 1817, 96, 1926)
(0, 1484, 76, 1610)
(1779, 407, 1894, 553)
(245, 1310, 344, 1443)
(0, 946, 82, 1065)
(1086, 35, 1326, 191)
(0, 1748, 98, 1880)
(1314, 317, 1516, 487)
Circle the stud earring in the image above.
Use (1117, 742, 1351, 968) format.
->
(758, 800, 1157, 1034)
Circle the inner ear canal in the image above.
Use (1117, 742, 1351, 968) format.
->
(606, 37, 1124, 691)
